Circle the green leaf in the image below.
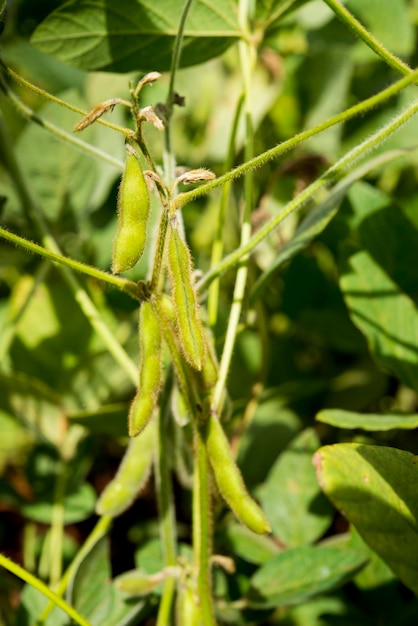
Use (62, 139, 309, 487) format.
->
(31, 0, 240, 72)
(346, 0, 414, 58)
(16, 584, 69, 626)
(21, 481, 96, 524)
(340, 243, 418, 393)
(238, 400, 301, 487)
(317, 409, 418, 431)
(67, 535, 113, 623)
(247, 542, 367, 608)
(67, 534, 149, 626)
(259, 429, 333, 547)
(314, 443, 418, 595)
(14, 90, 98, 223)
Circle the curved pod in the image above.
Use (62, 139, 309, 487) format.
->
(205, 413, 271, 535)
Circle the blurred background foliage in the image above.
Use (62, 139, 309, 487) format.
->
(1, 0, 418, 624)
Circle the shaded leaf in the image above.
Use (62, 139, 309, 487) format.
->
(260, 429, 333, 547)
(340, 243, 418, 394)
(247, 542, 367, 608)
(314, 443, 418, 595)
(21, 481, 96, 524)
(317, 409, 418, 431)
(31, 0, 240, 72)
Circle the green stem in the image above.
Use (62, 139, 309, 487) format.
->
(37, 516, 112, 624)
(5, 67, 130, 136)
(0, 115, 139, 386)
(0, 75, 125, 170)
(0, 227, 140, 299)
(323, 0, 414, 76)
(207, 93, 244, 328)
(212, 0, 255, 412)
(155, 371, 178, 626)
(0, 553, 93, 626)
(49, 464, 67, 586)
(197, 96, 418, 293)
(193, 423, 216, 626)
(163, 0, 196, 183)
(150, 210, 169, 293)
(172, 68, 418, 211)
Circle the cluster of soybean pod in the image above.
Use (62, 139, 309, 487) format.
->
(78, 73, 270, 605)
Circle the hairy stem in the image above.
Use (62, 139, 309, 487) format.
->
(0, 553, 93, 626)
(196, 96, 418, 292)
(172, 68, 418, 211)
(155, 372, 178, 626)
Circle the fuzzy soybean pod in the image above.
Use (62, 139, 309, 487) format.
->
(96, 418, 155, 517)
(112, 144, 150, 274)
(168, 225, 205, 371)
(129, 300, 163, 437)
(205, 413, 271, 535)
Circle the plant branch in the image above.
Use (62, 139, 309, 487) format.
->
(323, 0, 414, 77)
(0, 75, 124, 170)
(0, 227, 140, 299)
(172, 68, 418, 211)
(0, 553, 93, 626)
(193, 423, 216, 626)
(5, 67, 130, 136)
(155, 371, 178, 626)
(197, 96, 418, 292)
(212, 0, 256, 413)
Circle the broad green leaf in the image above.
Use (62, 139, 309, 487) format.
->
(14, 90, 98, 223)
(238, 400, 301, 487)
(67, 535, 112, 623)
(259, 429, 333, 547)
(67, 534, 150, 626)
(281, 594, 366, 626)
(314, 443, 418, 595)
(21, 481, 96, 524)
(221, 522, 281, 565)
(31, 0, 240, 73)
(247, 542, 367, 608)
(317, 409, 418, 431)
(340, 244, 418, 393)
(16, 584, 69, 626)
(346, 0, 414, 58)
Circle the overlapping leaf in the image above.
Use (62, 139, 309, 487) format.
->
(32, 0, 240, 72)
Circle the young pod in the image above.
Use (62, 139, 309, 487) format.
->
(168, 225, 205, 371)
(205, 413, 271, 535)
(112, 144, 150, 274)
(129, 300, 162, 437)
(96, 418, 155, 517)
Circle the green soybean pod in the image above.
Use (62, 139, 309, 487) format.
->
(96, 418, 155, 517)
(112, 144, 150, 274)
(168, 225, 205, 371)
(205, 414, 271, 535)
(129, 300, 163, 437)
